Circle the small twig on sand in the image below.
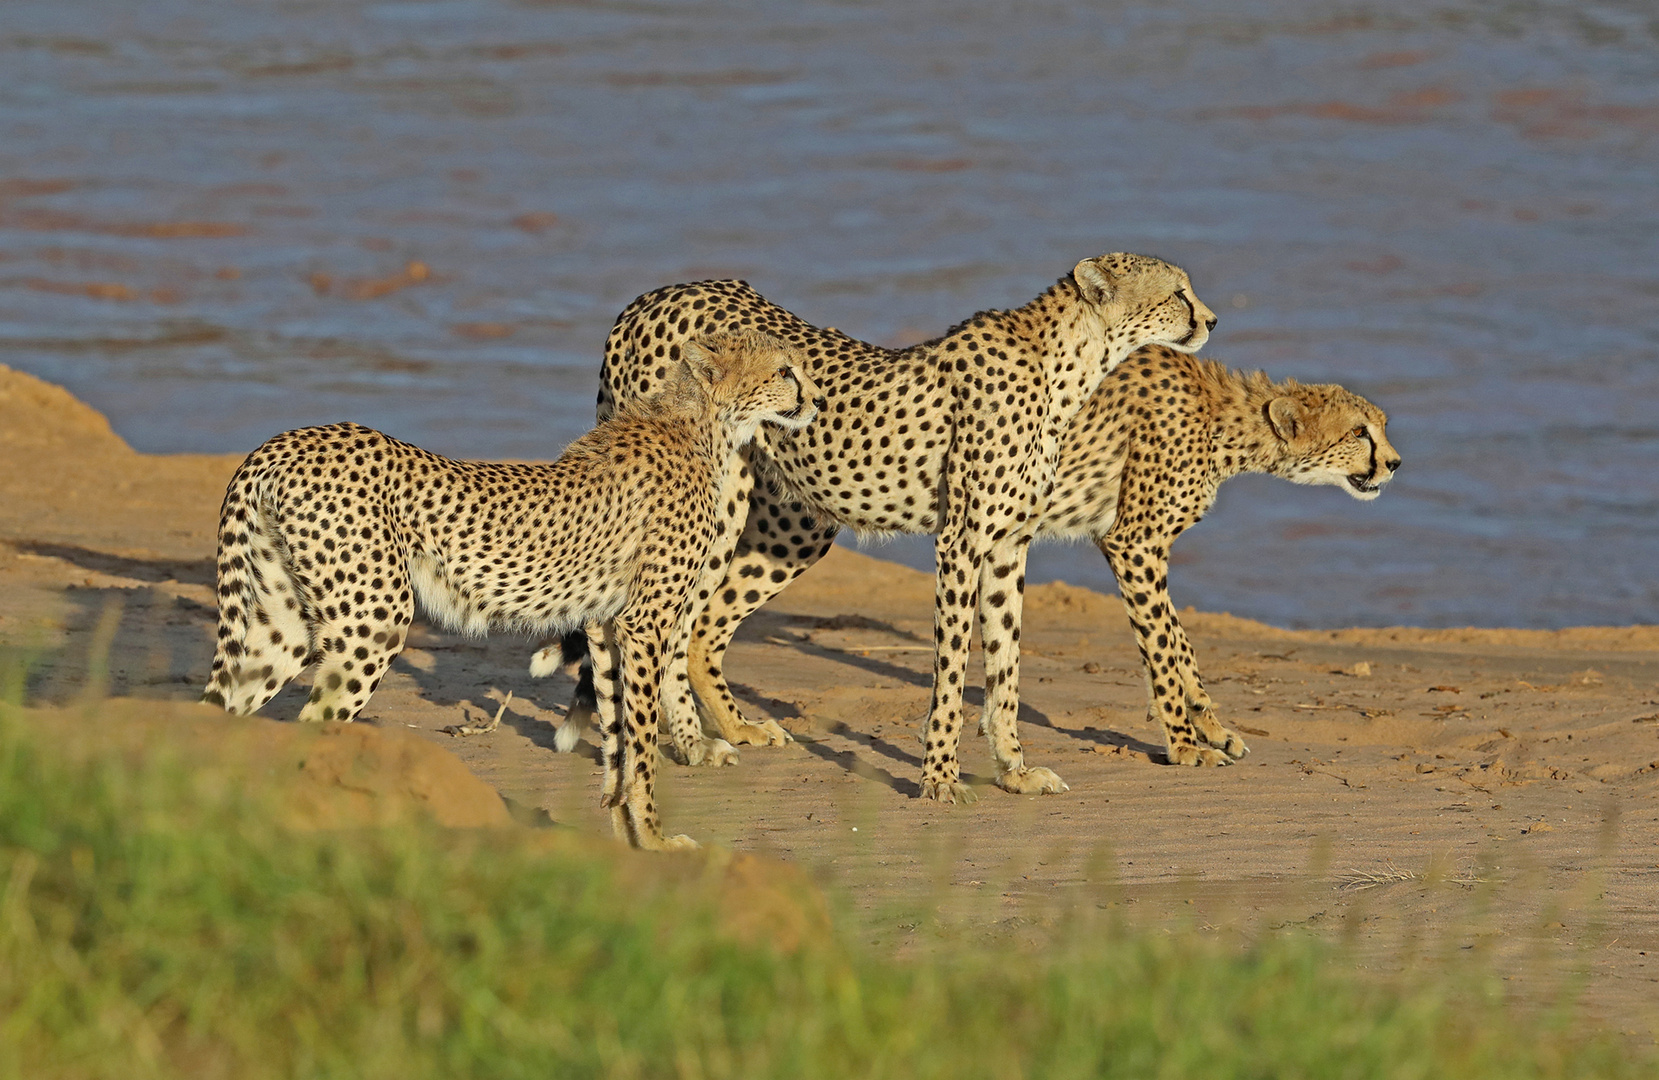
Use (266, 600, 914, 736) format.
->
(1338, 859, 1487, 891)
(444, 691, 513, 737)
(1338, 860, 1418, 891)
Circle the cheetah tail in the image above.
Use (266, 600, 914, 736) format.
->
(202, 470, 260, 711)
(202, 465, 307, 715)
(531, 631, 597, 753)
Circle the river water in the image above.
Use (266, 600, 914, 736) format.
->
(1, 0, 1655, 628)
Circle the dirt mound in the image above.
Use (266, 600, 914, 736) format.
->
(19, 698, 513, 829)
(0, 363, 129, 453)
(0, 365, 238, 561)
(13, 697, 835, 954)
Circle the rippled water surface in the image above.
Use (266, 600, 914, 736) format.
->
(2, 0, 1655, 627)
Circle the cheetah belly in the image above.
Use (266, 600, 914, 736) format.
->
(405, 479, 646, 638)
(1035, 473, 1122, 542)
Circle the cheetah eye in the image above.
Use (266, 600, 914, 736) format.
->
(1350, 426, 1366, 439)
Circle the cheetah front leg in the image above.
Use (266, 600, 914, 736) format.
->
(977, 538, 1068, 796)
(684, 471, 839, 749)
(662, 509, 749, 768)
(1161, 614, 1248, 761)
(611, 614, 698, 852)
(918, 527, 983, 804)
(1099, 536, 1247, 766)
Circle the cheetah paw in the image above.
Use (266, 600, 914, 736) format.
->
(634, 832, 701, 852)
(995, 766, 1070, 795)
(685, 737, 740, 767)
(727, 719, 794, 747)
(1212, 730, 1250, 760)
(919, 779, 978, 805)
(1168, 745, 1234, 767)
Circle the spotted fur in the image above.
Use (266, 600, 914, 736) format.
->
(1040, 347, 1399, 764)
(537, 254, 1216, 802)
(202, 330, 821, 850)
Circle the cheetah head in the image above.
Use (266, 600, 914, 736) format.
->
(1263, 384, 1400, 501)
(1073, 253, 1217, 355)
(683, 330, 824, 439)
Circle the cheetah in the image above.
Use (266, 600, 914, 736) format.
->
(537, 254, 1216, 803)
(1037, 345, 1399, 765)
(201, 330, 822, 850)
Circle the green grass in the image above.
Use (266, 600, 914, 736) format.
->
(0, 698, 1648, 1080)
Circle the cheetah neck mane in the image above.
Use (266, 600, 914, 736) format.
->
(611, 365, 712, 422)
(1192, 358, 1316, 478)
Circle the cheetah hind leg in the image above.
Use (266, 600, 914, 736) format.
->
(918, 779, 979, 805)
(295, 615, 409, 723)
(687, 631, 791, 748)
(976, 709, 1069, 791)
(994, 767, 1070, 795)
(677, 492, 839, 750)
(205, 547, 311, 716)
(210, 610, 308, 716)
(664, 638, 738, 767)
(211, 646, 307, 717)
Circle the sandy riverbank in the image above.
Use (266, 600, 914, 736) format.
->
(2, 362, 1656, 1038)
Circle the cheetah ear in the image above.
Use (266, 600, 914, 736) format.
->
(1072, 259, 1117, 306)
(1266, 396, 1307, 442)
(680, 341, 723, 394)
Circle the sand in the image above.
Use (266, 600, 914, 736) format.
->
(2, 362, 1656, 1038)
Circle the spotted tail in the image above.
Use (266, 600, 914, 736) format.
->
(202, 458, 310, 715)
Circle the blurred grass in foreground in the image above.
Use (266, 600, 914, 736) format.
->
(0, 694, 1648, 1080)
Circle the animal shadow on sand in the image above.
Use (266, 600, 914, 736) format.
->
(14, 543, 1141, 791)
(391, 633, 587, 758)
(18, 580, 214, 704)
(9, 551, 579, 756)
(15, 541, 215, 588)
(751, 609, 1065, 732)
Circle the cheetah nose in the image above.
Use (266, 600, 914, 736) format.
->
(813, 395, 827, 411)
(1204, 316, 1218, 331)
(1385, 456, 1401, 472)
